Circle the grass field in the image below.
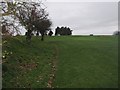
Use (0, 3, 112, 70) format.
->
(2, 35, 118, 88)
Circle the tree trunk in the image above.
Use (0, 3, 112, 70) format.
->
(36, 31, 39, 36)
(26, 30, 32, 42)
(41, 34, 44, 41)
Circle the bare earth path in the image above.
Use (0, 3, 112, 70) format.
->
(47, 44, 59, 88)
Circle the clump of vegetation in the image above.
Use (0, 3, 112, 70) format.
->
(90, 34, 94, 36)
(2, 36, 55, 88)
(113, 31, 120, 36)
(48, 30, 53, 36)
(55, 26, 72, 36)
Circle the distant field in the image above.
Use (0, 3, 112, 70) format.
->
(2, 36, 118, 88)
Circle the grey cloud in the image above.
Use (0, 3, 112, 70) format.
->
(45, 2, 118, 35)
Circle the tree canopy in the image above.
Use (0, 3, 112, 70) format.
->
(55, 26, 72, 36)
(1, 1, 52, 41)
(113, 31, 120, 36)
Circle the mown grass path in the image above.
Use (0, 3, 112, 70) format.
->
(48, 36, 118, 88)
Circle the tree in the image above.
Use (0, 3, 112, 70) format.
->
(16, 2, 52, 41)
(90, 34, 93, 36)
(15, 2, 41, 41)
(1, 1, 52, 41)
(36, 31, 39, 36)
(55, 26, 72, 36)
(1, 1, 21, 36)
(34, 18, 52, 41)
(113, 31, 120, 35)
(2, 24, 11, 36)
(48, 30, 53, 36)
(55, 27, 60, 36)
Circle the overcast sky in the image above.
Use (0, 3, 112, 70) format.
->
(43, 1, 118, 35)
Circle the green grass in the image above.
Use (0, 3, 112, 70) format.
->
(2, 35, 118, 88)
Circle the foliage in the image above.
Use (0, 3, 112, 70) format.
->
(48, 30, 53, 36)
(90, 34, 94, 36)
(1, 1, 52, 41)
(55, 26, 72, 36)
(34, 18, 52, 41)
(113, 31, 120, 35)
(1, 1, 21, 36)
(16, 2, 52, 41)
(2, 36, 55, 88)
